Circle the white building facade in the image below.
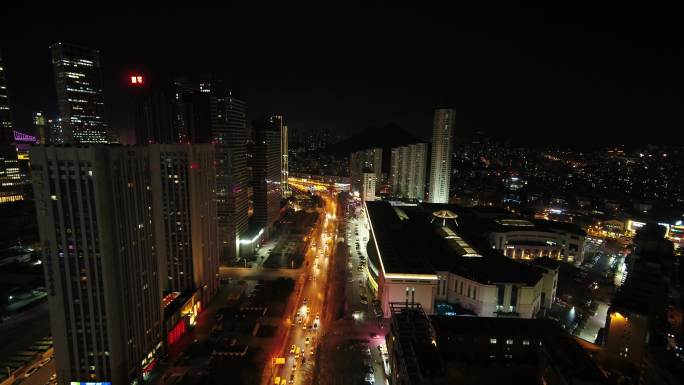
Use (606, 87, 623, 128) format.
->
(428, 109, 455, 203)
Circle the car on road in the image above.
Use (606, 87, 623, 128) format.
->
(360, 295, 368, 304)
(305, 337, 310, 345)
(290, 345, 297, 354)
(292, 362, 297, 371)
(289, 374, 295, 384)
(24, 366, 38, 378)
(364, 373, 375, 383)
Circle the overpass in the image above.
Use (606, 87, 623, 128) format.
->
(219, 266, 304, 280)
(288, 175, 349, 193)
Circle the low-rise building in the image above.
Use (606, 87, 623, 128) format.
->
(486, 217, 586, 264)
(386, 303, 609, 385)
(365, 201, 544, 318)
(527, 257, 560, 313)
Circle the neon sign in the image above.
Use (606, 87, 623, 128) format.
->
(167, 319, 187, 345)
(70, 382, 112, 385)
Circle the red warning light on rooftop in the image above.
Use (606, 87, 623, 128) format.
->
(130, 75, 144, 85)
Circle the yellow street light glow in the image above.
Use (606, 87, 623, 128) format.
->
(611, 312, 627, 321)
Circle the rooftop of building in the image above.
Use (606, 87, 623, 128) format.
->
(611, 257, 667, 315)
(528, 256, 561, 271)
(163, 290, 195, 320)
(429, 315, 609, 385)
(388, 304, 608, 385)
(365, 201, 542, 285)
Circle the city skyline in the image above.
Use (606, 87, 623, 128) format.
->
(0, 6, 682, 147)
(1, 7, 683, 385)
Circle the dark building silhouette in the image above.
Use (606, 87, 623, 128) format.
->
(130, 74, 177, 145)
(252, 118, 281, 237)
(0, 50, 22, 204)
(174, 77, 248, 262)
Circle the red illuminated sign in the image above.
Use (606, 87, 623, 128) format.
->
(167, 319, 187, 345)
(130, 75, 144, 85)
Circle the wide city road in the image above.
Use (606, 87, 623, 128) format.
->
(269, 191, 338, 385)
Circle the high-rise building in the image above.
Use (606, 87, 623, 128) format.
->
(50, 42, 112, 144)
(13, 130, 37, 185)
(0, 50, 22, 204)
(361, 171, 377, 201)
(129, 74, 177, 145)
(270, 115, 290, 198)
(34, 111, 48, 144)
(174, 77, 249, 262)
(428, 108, 455, 203)
(48, 118, 64, 144)
(390, 142, 427, 200)
(252, 120, 282, 236)
(31, 146, 162, 385)
(349, 147, 382, 196)
(148, 144, 219, 298)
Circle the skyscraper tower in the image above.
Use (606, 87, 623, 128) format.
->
(361, 171, 377, 202)
(350, 148, 382, 197)
(0, 50, 22, 204)
(148, 144, 219, 298)
(390, 142, 427, 200)
(129, 73, 177, 145)
(50, 42, 111, 144)
(428, 108, 455, 203)
(31, 146, 163, 385)
(252, 119, 282, 237)
(270, 115, 290, 198)
(174, 77, 249, 262)
(34, 111, 48, 144)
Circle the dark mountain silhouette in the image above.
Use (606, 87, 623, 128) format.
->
(322, 123, 423, 156)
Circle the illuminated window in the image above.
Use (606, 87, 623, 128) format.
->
(489, 338, 497, 344)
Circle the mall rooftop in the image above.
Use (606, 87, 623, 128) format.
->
(365, 201, 542, 285)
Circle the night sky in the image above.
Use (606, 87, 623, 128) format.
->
(1, 6, 682, 147)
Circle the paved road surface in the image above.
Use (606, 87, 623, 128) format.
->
(219, 266, 303, 280)
(0, 302, 51, 364)
(269, 192, 337, 385)
(15, 360, 55, 385)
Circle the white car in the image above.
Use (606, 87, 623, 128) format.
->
(24, 367, 38, 378)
